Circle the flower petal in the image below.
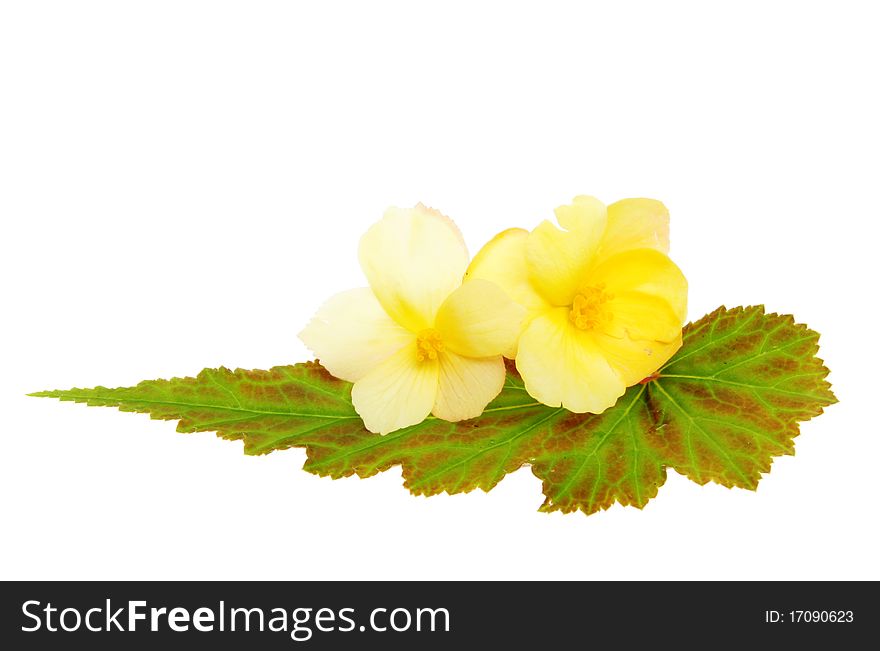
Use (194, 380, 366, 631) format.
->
(525, 196, 607, 306)
(298, 288, 414, 382)
(592, 331, 682, 386)
(465, 228, 549, 315)
(359, 204, 469, 332)
(351, 341, 439, 435)
(516, 308, 625, 413)
(434, 279, 525, 358)
(433, 352, 506, 422)
(596, 198, 669, 264)
(586, 248, 688, 322)
(604, 290, 683, 342)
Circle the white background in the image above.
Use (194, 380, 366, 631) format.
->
(2, 1, 877, 580)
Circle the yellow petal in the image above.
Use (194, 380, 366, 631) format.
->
(351, 341, 439, 435)
(298, 288, 414, 382)
(359, 203, 469, 332)
(465, 228, 550, 315)
(592, 332, 682, 386)
(604, 290, 683, 342)
(525, 196, 607, 306)
(434, 279, 525, 358)
(433, 352, 505, 422)
(596, 198, 669, 264)
(586, 248, 688, 322)
(515, 308, 625, 413)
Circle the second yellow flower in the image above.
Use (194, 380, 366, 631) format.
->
(467, 195, 688, 414)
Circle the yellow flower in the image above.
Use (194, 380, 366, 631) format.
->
(467, 195, 687, 414)
(300, 204, 525, 435)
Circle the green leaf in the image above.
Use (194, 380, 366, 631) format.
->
(31, 306, 836, 515)
(31, 363, 364, 455)
(532, 384, 664, 514)
(647, 305, 837, 489)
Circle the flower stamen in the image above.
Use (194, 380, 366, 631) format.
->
(569, 285, 614, 331)
(416, 328, 444, 362)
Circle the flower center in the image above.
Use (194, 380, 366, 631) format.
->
(416, 328, 444, 362)
(569, 285, 614, 331)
